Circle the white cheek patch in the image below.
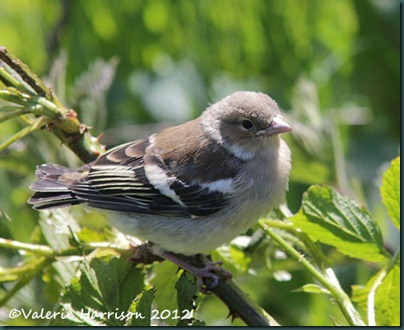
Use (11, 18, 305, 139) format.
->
(145, 164, 186, 207)
(226, 144, 255, 161)
(201, 178, 234, 193)
(201, 115, 255, 161)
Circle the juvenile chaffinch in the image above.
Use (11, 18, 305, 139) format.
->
(29, 91, 292, 288)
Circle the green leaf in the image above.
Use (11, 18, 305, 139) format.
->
(175, 271, 206, 326)
(60, 257, 145, 326)
(352, 263, 400, 326)
(176, 271, 197, 313)
(39, 210, 81, 285)
(39, 209, 81, 250)
(148, 261, 180, 325)
(380, 157, 400, 229)
(293, 283, 331, 295)
(291, 185, 388, 262)
(77, 227, 106, 243)
(214, 244, 251, 275)
(127, 288, 155, 326)
(92, 257, 144, 312)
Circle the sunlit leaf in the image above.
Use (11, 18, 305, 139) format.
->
(77, 227, 106, 243)
(39, 209, 80, 250)
(293, 283, 331, 295)
(215, 244, 251, 275)
(291, 185, 388, 262)
(380, 157, 400, 229)
(148, 261, 180, 325)
(352, 263, 400, 326)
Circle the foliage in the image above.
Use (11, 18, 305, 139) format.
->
(291, 186, 387, 262)
(0, 0, 400, 326)
(380, 157, 400, 229)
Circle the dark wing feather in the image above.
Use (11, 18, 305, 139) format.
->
(68, 139, 230, 217)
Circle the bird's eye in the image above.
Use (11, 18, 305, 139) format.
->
(241, 119, 254, 130)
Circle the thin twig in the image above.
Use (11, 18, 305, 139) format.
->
(259, 221, 365, 326)
(0, 237, 129, 257)
(0, 47, 48, 97)
(0, 257, 53, 307)
(0, 47, 105, 162)
(0, 116, 48, 151)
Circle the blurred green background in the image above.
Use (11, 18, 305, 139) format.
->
(0, 0, 400, 326)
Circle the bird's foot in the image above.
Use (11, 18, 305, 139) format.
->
(191, 260, 233, 293)
(128, 242, 164, 264)
(160, 252, 232, 293)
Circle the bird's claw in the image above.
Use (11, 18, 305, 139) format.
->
(193, 261, 233, 293)
(158, 251, 233, 293)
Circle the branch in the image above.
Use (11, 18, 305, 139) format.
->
(212, 278, 280, 326)
(0, 46, 104, 162)
(125, 243, 280, 325)
(0, 237, 129, 257)
(177, 253, 280, 326)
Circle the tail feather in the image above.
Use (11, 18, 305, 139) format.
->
(30, 177, 72, 192)
(28, 164, 84, 210)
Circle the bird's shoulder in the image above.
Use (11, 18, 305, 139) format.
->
(150, 119, 242, 182)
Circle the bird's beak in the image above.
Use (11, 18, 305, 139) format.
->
(257, 116, 292, 137)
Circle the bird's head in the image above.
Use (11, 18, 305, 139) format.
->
(201, 91, 292, 160)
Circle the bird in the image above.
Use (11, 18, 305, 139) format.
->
(29, 91, 292, 290)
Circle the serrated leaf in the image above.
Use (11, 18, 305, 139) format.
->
(380, 157, 400, 229)
(352, 264, 400, 326)
(91, 257, 144, 312)
(291, 185, 388, 262)
(148, 261, 180, 325)
(175, 272, 206, 326)
(293, 283, 331, 295)
(127, 288, 155, 326)
(176, 272, 197, 315)
(60, 257, 145, 326)
(50, 303, 104, 326)
(65, 275, 106, 313)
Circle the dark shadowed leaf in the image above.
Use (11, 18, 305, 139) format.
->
(59, 257, 145, 326)
(127, 288, 155, 326)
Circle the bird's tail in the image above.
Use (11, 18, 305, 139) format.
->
(28, 164, 85, 210)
